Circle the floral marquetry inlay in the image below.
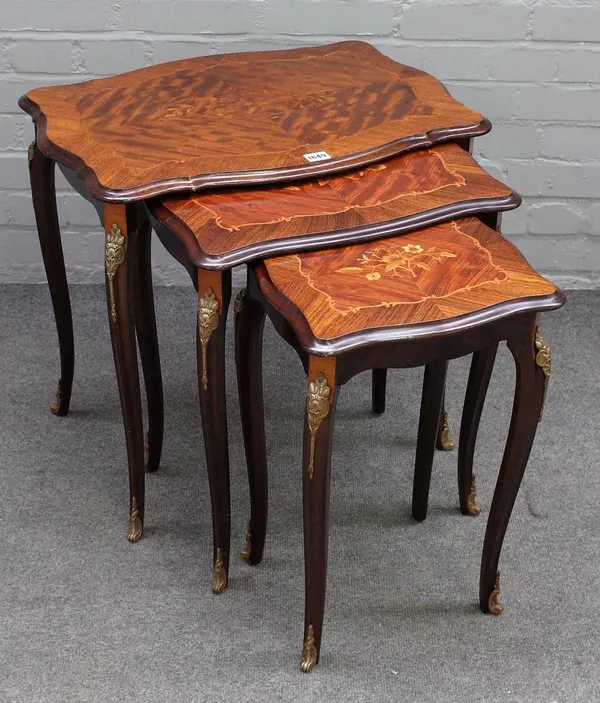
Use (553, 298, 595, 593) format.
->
(295, 222, 508, 315)
(261, 217, 559, 342)
(339, 242, 457, 282)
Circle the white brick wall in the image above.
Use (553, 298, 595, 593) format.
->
(1, 0, 599, 287)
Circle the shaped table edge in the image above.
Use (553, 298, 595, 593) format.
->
(146, 190, 521, 270)
(251, 263, 566, 358)
(19, 93, 492, 204)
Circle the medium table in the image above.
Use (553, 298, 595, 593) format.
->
(147, 143, 519, 590)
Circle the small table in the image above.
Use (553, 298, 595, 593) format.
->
(19, 42, 491, 550)
(148, 143, 519, 591)
(237, 216, 565, 670)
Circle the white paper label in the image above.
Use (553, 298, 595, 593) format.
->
(303, 151, 332, 163)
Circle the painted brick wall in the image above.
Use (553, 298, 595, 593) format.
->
(1, 0, 599, 287)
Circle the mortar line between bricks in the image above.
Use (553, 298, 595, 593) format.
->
(2, 31, 599, 50)
(445, 80, 600, 88)
(0, 31, 393, 42)
(488, 157, 600, 165)
(3, 73, 599, 90)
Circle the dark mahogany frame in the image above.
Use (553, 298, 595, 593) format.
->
(235, 259, 565, 671)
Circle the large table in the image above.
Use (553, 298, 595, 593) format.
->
(19, 40, 493, 583)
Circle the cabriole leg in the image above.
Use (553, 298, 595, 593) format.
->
(29, 141, 74, 416)
(133, 209, 164, 474)
(479, 327, 549, 614)
(197, 269, 232, 593)
(301, 356, 337, 673)
(104, 204, 146, 543)
(458, 345, 498, 516)
(235, 287, 268, 566)
(412, 360, 448, 521)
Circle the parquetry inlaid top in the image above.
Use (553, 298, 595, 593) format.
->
(149, 143, 519, 268)
(257, 217, 560, 345)
(19, 41, 490, 202)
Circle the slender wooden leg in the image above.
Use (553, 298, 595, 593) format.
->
(458, 345, 498, 516)
(29, 141, 74, 416)
(412, 360, 448, 521)
(371, 368, 387, 415)
(234, 287, 268, 566)
(436, 398, 455, 451)
(197, 269, 232, 594)
(479, 327, 549, 614)
(133, 209, 164, 474)
(301, 356, 337, 673)
(104, 204, 146, 542)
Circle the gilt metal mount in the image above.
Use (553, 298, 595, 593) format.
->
(488, 571, 503, 616)
(240, 520, 252, 562)
(467, 475, 481, 516)
(105, 223, 126, 323)
(198, 288, 220, 392)
(127, 497, 143, 543)
(300, 624, 318, 672)
(212, 548, 227, 594)
(306, 372, 331, 480)
(234, 288, 246, 315)
(50, 379, 63, 416)
(534, 332, 551, 421)
(439, 410, 455, 451)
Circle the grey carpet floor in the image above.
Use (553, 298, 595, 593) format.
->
(0, 284, 599, 703)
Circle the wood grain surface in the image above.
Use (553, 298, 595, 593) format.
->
(149, 143, 519, 268)
(19, 41, 490, 201)
(257, 217, 560, 344)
